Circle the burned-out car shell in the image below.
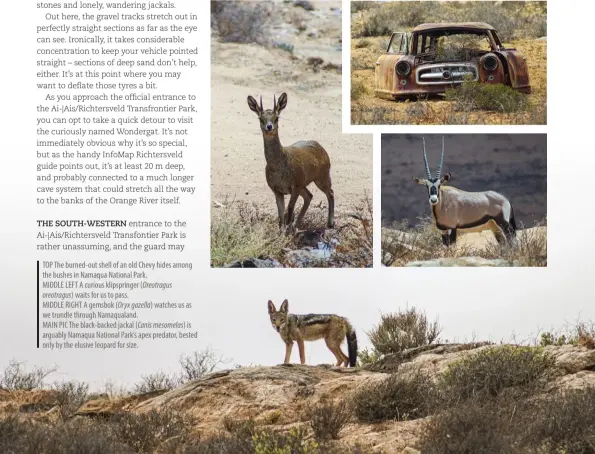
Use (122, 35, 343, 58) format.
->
(374, 22, 531, 100)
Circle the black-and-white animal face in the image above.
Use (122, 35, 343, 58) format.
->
(247, 93, 288, 136)
(414, 174, 451, 206)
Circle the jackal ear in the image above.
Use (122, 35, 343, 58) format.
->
(441, 173, 452, 183)
(276, 93, 288, 114)
(247, 95, 261, 115)
(280, 299, 289, 313)
(267, 300, 276, 314)
(413, 177, 426, 185)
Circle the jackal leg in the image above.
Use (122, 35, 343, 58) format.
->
(297, 339, 306, 365)
(325, 339, 344, 367)
(337, 346, 349, 367)
(284, 342, 293, 364)
(274, 191, 285, 230)
(293, 188, 312, 230)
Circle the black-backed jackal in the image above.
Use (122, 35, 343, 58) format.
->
(267, 299, 358, 367)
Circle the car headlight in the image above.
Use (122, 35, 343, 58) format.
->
(483, 54, 499, 71)
(396, 60, 411, 76)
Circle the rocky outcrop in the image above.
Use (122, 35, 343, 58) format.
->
(2, 343, 594, 453)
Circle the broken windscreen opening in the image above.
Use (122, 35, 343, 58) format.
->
(387, 32, 409, 54)
(414, 31, 493, 63)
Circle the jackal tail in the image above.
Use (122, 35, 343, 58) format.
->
(345, 321, 358, 367)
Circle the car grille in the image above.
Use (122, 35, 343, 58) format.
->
(416, 63, 478, 85)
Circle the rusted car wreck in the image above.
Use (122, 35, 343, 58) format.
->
(374, 22, 531, 100)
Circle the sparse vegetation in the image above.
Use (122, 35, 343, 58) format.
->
(211, 1, 273, 45)
(366, 307, 441, 358)
(350, 2, 547, 125)
(307, 399, 352, 441)
(211, 197, 373, 268)
(0, 360, 57, 391)
(351, 1, 546, 41)
(53, 380, 90, 421)
(110, 408, 194, 453)
(445, 80, 527, 113)
(381, 217, 547, 267)
(352, 370, 437, 422)
(1, 312, 594, 453)
(440, 345, 556, 403)
(134, 348, 227, 393)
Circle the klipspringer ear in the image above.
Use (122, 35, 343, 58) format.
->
(275, 93, 288, 113)
(268, 300, 276, 314)
(247, 95, 262, 115)
(280, 299, 289, 313)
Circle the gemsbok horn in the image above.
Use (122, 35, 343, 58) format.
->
(413, 136, 517, 246)
(247, 92, 335, 233)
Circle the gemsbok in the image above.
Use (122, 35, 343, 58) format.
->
(247, 92, 335, 233)
(413, 137, 517, 246)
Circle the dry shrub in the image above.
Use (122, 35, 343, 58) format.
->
(307, 399, 352, 441)
(351, 79, 369, 101)
(0, 360, 57, 391)
(53, 380, 90, 421)
(222, 415, 258, 438)
(179, 348, 226, 383)
(352, 370, 437, 422)
(211, 199, 290, 267)
(539, 320, 595, 347)
(382, 217, 547, 267)
(211, 1, 273, 45)
(421, 387, 595, 454)
(351, 1, 546, 40)
(445, 81, 527, 113)
(367, 307, 441, 356)
(440, 345, 555, 403)
(111, 408, 194, 453)
(0, 416, 132, 454)
(482, 221, 547, 266)
(419, 396, 519, 454)
(525, 387, 595, 453)
(134, 371, 178, 394)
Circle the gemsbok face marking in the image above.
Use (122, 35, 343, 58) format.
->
(413, 137, 517, 247)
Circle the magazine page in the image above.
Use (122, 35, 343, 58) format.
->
(0, 0, 593, 452)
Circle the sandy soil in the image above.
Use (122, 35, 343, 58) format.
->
(211, 1, 372, 217)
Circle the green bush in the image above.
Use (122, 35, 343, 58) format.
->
(352, 371, 437, 422)
(253, 426, 319, 454)
(441, 345, 555, 402)
(445, 81, 527, 113)
(366, 307, 441, 357)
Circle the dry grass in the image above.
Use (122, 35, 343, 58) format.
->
(349, 4, 547, 126)
(351, 1, 547, 41)
(381, 217, 547, 267)
(211, 197, 373, 268)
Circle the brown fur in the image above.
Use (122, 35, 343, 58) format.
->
(247, 93, 335, 232)
(267, 299, 357, 367)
